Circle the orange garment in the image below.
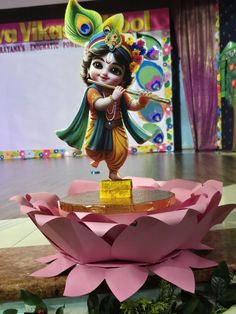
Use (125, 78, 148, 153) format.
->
(84, 87, 132, 172)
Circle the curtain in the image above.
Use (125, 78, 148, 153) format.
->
(171, 0, 219, 151)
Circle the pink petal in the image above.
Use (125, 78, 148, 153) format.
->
(30, 192, 60, 208)
(10, 195, 33, 207)
(86, 261, 146, 267)
(112, 211, 198, 263)
(31, 255, 75, 277)
(203, 192, 222, 218)
(20, 205, 36, 215)
(58, 206, 69, 217)
(105, 265, 148, 301)
(179, 194, 201, 208)
(183, 193, 227, 248)
(149, 208, 190, 225)
(67, 212, 116, 225)
(105, 212, 148, 225)
(211, 204, 236, 226)
(40, 218, 111, 263)
(64, 265, 105, 296)
(195, 180, 223, 196)
(80, 213, 116, 223)
(175, 250, 217, 268)
(82, 221, 119, 237)
(34, 214, 60, 227)
(164, 187, 193, 203)
(33, 200, 59, 216)
(155, 180, 167, 187)
(69, 212, 93, 220)
(181, 195, 209, 214)
(192, 243, 213, 250)
(125, 176, 160, 189)
(66, 212, 82, 222)
(103, 224, 127, 245)
(68, 180, 99, 195)
(36, 254, 60, 263)
(206, 180, 223, 191)
(67, 212, 116, 224)
(27, 210, 43, 225)
(160, 179, 202, 193)
(150, 250, 216, 292)
(150, 259, 195, 293)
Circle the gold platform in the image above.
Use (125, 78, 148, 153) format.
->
(59, 189, 176, 214)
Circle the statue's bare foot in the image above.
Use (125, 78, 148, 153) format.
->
(90, 160, 99, 168)
(109, 171, 122, 181)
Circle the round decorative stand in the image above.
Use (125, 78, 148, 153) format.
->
(59, 189, 176, 214)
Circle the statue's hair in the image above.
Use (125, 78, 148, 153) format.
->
(81, 46, 134, 88)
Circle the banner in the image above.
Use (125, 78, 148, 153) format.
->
(0, 10, 169, 48)
(0, 8, 173, 159)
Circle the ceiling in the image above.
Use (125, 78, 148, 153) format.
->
(0, 0, 93, 10)
(0, 1, 67, 9)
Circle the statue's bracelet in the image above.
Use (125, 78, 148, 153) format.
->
(109, 95, 114, 102)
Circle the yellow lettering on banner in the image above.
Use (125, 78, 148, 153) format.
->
(101, 11, 151, 33)
(32, 21, 38, 41)
(0, 31, 3, 44)
(122, 11, 150, 33)
(122, 20, 130, 33)
(49, 25, 63, 40)
(130, 18, 144, 32)
(37, 21, 50, 41)
(0, 29, 17, 43)
(144, 10, 151, 31)
(19, 22, 31, 42)
(62, 26, 66, 38)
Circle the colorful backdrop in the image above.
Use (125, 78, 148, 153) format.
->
(0, 8, 173, 160)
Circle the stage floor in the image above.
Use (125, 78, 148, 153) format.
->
(0, 151, 236, 248)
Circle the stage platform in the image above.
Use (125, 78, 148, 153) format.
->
(0, 151, 236, 311)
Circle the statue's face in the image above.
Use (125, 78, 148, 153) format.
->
(88, 52, 125, 86)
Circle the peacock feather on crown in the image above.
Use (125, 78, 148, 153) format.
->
(64, 0, 146, 73)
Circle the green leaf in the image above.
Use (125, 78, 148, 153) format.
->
(3, 310, 18, 314)
(99, 294, 120, 314)
(219, 284, 236, 307)
(166, 118, 171, 124)
(212, 303, 227, 314)
(182, 295, 200, 313)
(87, 292, 99, 314)
(165, 38, 170, 44)
(163, 55, 169, 62)
(182, 294, 213, 314)
(211, 276, 228, 300)
(180, 291, 193, 303)
(20, 290, 47, 312)
(120, 300, 137, 314)
(212, 261, 231, 284)
(222, 305, 236, 314)
(55, 305, 65, 314)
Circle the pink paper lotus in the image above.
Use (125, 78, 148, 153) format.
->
(12, 177, 236, 301)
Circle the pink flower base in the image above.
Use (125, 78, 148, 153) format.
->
(12, 177, 236, 301)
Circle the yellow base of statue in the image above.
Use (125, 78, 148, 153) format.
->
(99, 179, 133, 199)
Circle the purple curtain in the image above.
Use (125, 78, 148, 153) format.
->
(171, 0, 219, 151)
